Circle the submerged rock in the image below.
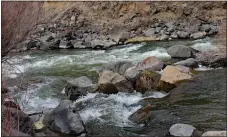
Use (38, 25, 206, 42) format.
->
(97, 70, 133, 94)
(167, 45, 197, 58)
(202, 131, 227, 136)
(173, 58, 198, 68)
(136, 70, 161, 93)
(156, 65, 194, 92)
(128, 104, 152, 125)
(64, 76, 96, 101)
(137, 56, 164, 71)
(43, 100, 86, 136)
(169, 123, 196, 137)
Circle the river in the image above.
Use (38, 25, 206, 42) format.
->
(3, 38, 226, 136)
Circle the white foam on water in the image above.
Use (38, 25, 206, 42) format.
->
(14, 78, 60, 114)
(75, 92, 99, 103)
(145, 91, 168, 98)
(191, 42, 217, 52)
(77, 91, 167, 127)
(7, 43, 171, 73)
(194, 64, 214, 71)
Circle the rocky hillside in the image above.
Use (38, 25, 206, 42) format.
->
(2, 2, 226, 55)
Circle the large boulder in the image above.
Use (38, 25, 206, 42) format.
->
(169, 123, 196, 137)
(202, 131, 227, 136)
(167, 45, 197, 58)
(137, 56, 164, 71)
(128, 104, 152, 125)
(195, 48, 227, 68)
(136, 70, 161, 93)
(97, 70, 133, 94)
(156, 65, 194, 92)
(102, 61, 134, 75)
(173, 58, 198, 68)
(64, 76, 96, 101)
(43, 100, 86, 136)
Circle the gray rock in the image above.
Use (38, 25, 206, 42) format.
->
(170, 32, 178, 39)
(102, 61, 134, 75)
(155, 27, 162, 33)
(167, 45, 196, 58)
(154, 23, 160, 27)
(64, 76, 96, 101)
(159, 34, 169, 40)
(71, 40, 86, 49)
(165, 21, 174, 28)
(167, 25, 176, 32)
(97, 70, 133, 94)
(119, 32, 131, 43)
(200, 24, 211, 32)
(36, 35, 60, 50)
(91, 39, 116, 49)
(43, 100, 86, 136)
(169, 123, 196, 137)
(173, 58, 198, 68)
(59, 40, 73, 49)
(177, 31, 189, 39)
(190, 32, 206, 39)
(143, 28, 156, 37)
(124, 66, 141, 82)
(208, 25, 218, 35)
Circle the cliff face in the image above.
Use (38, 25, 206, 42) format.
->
(1, 2, 226, 55)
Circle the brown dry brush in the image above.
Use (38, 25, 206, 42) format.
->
(1, 2, 43, 136)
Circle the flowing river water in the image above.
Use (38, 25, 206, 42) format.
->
(3, 38, 226, 136)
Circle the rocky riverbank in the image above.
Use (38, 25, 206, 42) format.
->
(2, 1, 226, 55)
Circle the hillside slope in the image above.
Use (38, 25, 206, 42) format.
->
(2, 2, 226, 55)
